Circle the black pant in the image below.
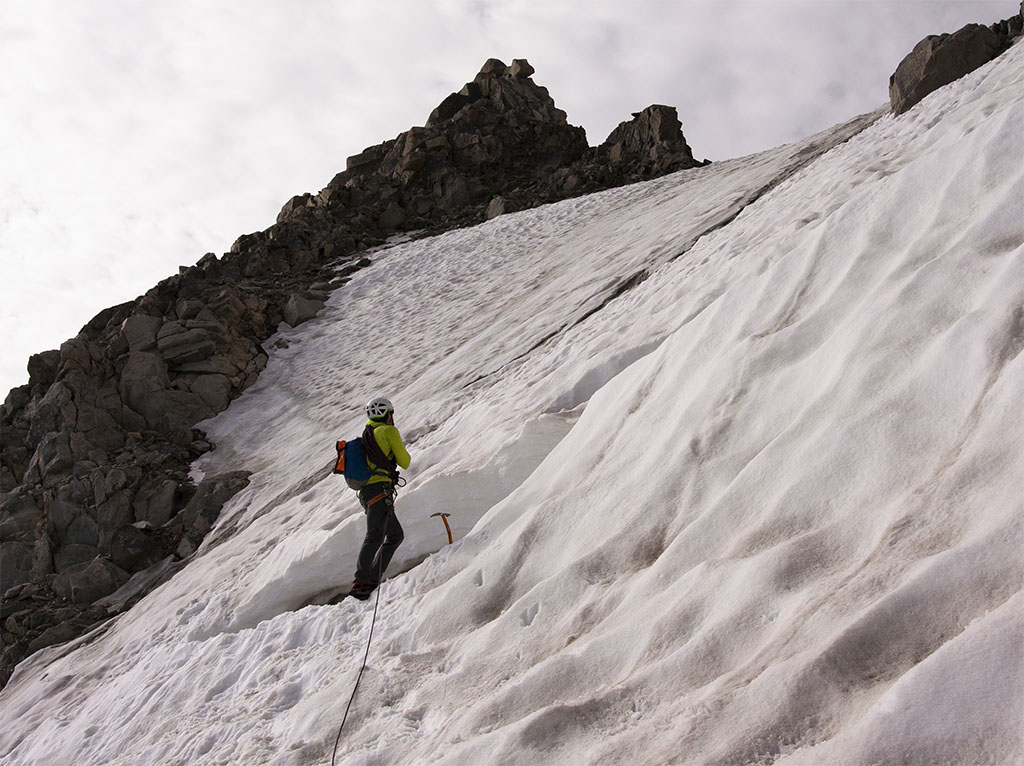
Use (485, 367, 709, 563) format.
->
(354, 483, 404, 585)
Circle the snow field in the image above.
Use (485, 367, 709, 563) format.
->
(0, 39, 1022, 766)
(329, 42, 1024, 764)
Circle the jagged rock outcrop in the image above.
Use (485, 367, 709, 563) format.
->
(890, 8, 1022, 115)
(278, 58, 705, 230)
(600, 105, 696, 171)
(1, 57, 704, 687)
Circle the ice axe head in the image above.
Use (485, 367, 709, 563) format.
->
(430, 512, 453, 544)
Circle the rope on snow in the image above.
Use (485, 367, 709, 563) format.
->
(330, 577, 384, 766)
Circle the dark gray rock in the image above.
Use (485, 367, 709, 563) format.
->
(132, 478, 178, 527)
(175, 300, 206, 321)
(58, 336, 95, 372)
(427, 93, 473, 127)
(346, 144, 388, 173)
(73, 402, 124, 453)
(602, 105, 696, 172)
(118, 352, 170, 415)
(53, 543, 98, 572)
(3, 384, 31, 421)
(0, 491, 39, 539)
(100, 467, 129, 501)
(64, 514, 100, 548)
(28, 531, 54, 582)
(283, 295, 325, 328)
(486, 196, 508, 220)
(109, 524, 175, 571)
(121, 314, 162, 352)
(26, 350, 61, 392)
(96, 491, 133, 546)
(25, 620, 83, 654)
(27, 431, 74, 481)
(478, 57, 507, 76)
(94, 556, 181, 614)
(435, 174, 471, 209)
(52, 556, 130, 604)
(47, 495, 81, 545)
(174, 355, 239, 377)
(0, 541, 33, 592)
(379, 202, 406, 231)
(190, 374, 232, 413)
(156, 322, 216, 365)
(153, 391, 214, 431)
(277, 194, 314, 223)
(23, 604, 108, 656)
(0, 582, 46, 621)
(509, 58, 535, 78)
(387, 57, 589, 201)
(171, 471, 251, 548)
(890, 23, 1012, 115)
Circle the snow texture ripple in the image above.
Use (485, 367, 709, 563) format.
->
(1, 40, 1022, 766)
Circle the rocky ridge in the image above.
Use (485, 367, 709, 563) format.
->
(0, 58, 703, 687)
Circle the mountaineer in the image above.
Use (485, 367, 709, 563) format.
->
(350, 396, 411, 600)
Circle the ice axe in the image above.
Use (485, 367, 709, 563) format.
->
(431, 512, 453, 545)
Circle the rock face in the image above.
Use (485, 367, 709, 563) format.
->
(600, 105, 696, 173)
(280, 58, 705, 231)
(890, 9, 1022, 115)
(0, 58, 704, 687)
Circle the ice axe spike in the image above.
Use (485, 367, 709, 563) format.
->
(430, 512, 453, 545)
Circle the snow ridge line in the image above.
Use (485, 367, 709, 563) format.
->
(927, 304, 1024, 490)
(461, 268, 652, 390)
(462, 109, 885, 394)
(666, 108, 887, 266)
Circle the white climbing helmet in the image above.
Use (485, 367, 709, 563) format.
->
(366, 396, 394, 419)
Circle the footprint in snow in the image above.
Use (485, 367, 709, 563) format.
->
(520, 603, 540, 627)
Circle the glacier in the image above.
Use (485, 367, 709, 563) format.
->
(0, 39, 1022, 766)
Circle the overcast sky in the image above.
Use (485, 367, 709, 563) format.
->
(0, 0, 1014, 396)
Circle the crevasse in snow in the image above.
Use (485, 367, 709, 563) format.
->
(0, 40, 1022, 766)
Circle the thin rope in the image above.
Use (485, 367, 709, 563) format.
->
(331, 492, 395, 765)
(330, 579, 383, 765)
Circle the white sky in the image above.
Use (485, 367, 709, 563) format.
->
(0, 0, 1013, 396)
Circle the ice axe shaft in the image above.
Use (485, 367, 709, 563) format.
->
(430, 512, 453, 545)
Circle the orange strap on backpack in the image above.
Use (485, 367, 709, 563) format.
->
(332, 441, 346, 474)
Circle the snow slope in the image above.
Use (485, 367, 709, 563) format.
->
(1, 40, 1022, 766)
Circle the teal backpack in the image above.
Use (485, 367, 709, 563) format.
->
(332, 424, 398, 489)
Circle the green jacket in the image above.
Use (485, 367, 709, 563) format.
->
(365, 419, 411, 485)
